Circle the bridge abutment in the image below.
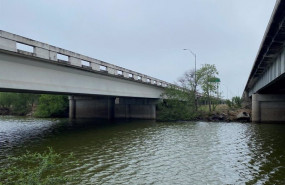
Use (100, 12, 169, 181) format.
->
(115, 98, 157, 119)
(69, 96, 158, 120)
(252, 94, 285, 123)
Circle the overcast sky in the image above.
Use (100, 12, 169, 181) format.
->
(0, 0, 276, 99)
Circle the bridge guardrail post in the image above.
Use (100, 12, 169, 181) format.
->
(69, 57, 81, 67)
(49, 51, 57, 61)
(123, 71, 129, 78)
(91, 63, 100, 71)
(133, 74, 138, 80)
(0, 37, 16, 52)
(34, 47, 49, 59)
(107, 67, 115, 75)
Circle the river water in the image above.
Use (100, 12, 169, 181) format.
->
(0, 116, 284, 184)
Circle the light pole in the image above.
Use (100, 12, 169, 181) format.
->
(222, 83, 229, 100)
(183, 49, 197, 111)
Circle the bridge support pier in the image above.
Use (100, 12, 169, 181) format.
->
(69, 96, 158, 120)
(252, 94, 285, 123)
(69, 96, 115, 120)
(115, 98, 157, 119)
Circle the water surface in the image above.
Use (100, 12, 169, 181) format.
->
(0, 116, 284, 184)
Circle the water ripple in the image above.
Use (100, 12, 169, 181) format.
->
(0, 118, 285, 184)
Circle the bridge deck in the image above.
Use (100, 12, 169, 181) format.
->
(0, 30, 170, 89)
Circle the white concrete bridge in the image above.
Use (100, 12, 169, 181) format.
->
(243, 0, 285, 123)
(0, 30, 172, 119)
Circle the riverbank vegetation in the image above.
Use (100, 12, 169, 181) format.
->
(0, 93, 38, 116)
(34, 95, 68, 118)
(157, 64, 232, 121)
(0, 147, 78, 184)
(0, 93, 68, 118)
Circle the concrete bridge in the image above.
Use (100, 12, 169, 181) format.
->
(0, 30, 172, 120)
(243, 0, 285, 123)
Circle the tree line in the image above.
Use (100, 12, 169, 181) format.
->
(157, 64, 222, 121)
(0, 93, 68, 117)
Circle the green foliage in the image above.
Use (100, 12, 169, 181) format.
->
(0, 92, 39, 115)
(35, 95, 68, 118)
(158, 64, 221, 120)
(211, 97, 221, 111)
(0, 93, 68, 117)
(231, 96, 242, 108)
(157, 86, 197, 121)
(197, 64, 219, 112)
(0, 147, 78, 185)
(225, 96, 242, 109)
(0, 92, 14, 108)
(178, 69, 205, 111)
(225, 99, 232, 108)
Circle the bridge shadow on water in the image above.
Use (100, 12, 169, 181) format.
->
(0, 117, 157, 156)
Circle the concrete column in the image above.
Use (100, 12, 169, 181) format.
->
(107, 97, 115, 120)
(69, 96, 76, 119)
(115, 98, 158, 119)
(72, 96, 115, 119)
(252, 94, 285, 123)
(252, 94, 260, 123)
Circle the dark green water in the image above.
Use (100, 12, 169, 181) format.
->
(0, 116, 285, 184)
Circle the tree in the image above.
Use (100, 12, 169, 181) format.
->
(34, 95, 68, 118)
(0, 92, 15, 109)
(177, 69, 204, 111)
(12, 93, 39, 115)
(231, 96, 242, 108)
(158, 64, 220, 120)
(0, 92, 39, 115)
(157, 86, 197, 121)
(197, 64, 219, 112)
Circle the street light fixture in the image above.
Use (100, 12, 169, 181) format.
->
(183, 49, 197, 82)
(183, 48, 197, 110)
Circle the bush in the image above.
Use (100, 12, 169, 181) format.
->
(157, 87, 197, 121)
(232, 96, 242, 108)
(0, 147, 78, 185)
(225, 99, 232, 108)
(225, 96, 242, 109)
(0, 92, 38, 115)
(35, 95, 68, 118)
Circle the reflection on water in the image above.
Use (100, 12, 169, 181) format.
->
(0, 116, 284, 184)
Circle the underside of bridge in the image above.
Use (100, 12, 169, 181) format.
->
(251, 75, 285, 123)
(244, 0, 285, 123)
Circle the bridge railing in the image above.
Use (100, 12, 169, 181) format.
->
(0, 30, 171, 88)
